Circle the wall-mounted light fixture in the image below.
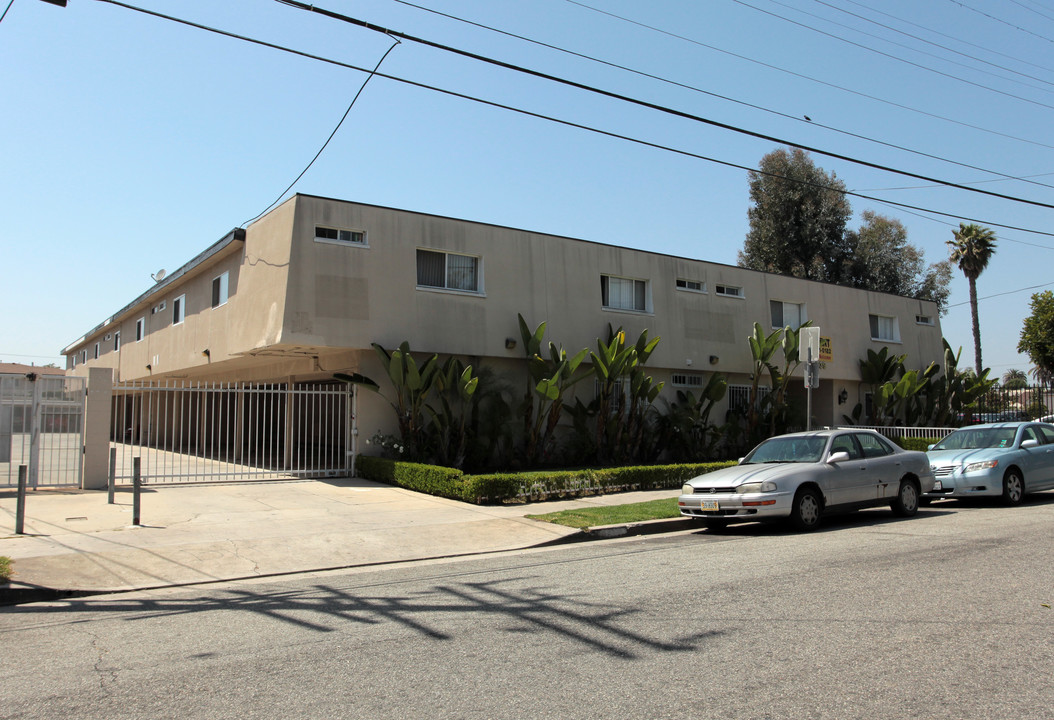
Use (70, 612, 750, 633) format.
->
(709, 355, 719, 365)
(838, 388, 849, 405)
(202, 349, 211, 358)
(145, 364, 152, 371)
(505, 338, 517, 350)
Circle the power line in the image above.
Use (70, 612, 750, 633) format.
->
(91, 0, 1054, 239)
(946, 280, 1054, 307)
(566, 0, 1054, 152)
(946, 0, 1054, 44)
(276, 0, 1054, 211)
(733, 0, 1054, 111)
(811, 0, 1054, 90)
(392, 0, 1054, 193)
(244, 37, 401, 226)
(0, 0, 15, 24)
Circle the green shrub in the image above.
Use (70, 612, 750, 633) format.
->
(896, 437, 943, 452)
(356, 455, 465, 501)
(0, 556, 12, 584)
(356, 455, 738, 505)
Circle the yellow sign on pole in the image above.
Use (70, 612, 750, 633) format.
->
(819, 336, 832, 362)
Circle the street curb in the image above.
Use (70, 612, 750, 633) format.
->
(581, 516, 698, 539)
(0, 583, 89, 607)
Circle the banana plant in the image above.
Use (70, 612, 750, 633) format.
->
(659, 373, 728, 461)
(427, 357, 479, 468)
(517, 314, 589, 465)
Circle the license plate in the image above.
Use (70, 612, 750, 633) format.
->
(701, 499, 719, 511)
(933, 480, 943, 490)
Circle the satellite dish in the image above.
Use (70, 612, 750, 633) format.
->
(151, 269, 167, 283)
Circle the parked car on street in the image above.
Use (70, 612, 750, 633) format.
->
(677, 429, 935, 532)
(925, 422, 1054, 504)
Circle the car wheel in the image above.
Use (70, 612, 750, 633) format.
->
(891, 480, 919, 517)
(703, 518, 729, 532)
(1002, 469, 1025, 506)
(789, 487, 822, 532)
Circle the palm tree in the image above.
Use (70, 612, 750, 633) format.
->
(948, 223, 997, 375)
(1002, 368, 1028, 390)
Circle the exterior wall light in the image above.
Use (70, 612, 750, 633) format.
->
(505, 338, 516, 350)
(838, 388, 849, 405)
(202, 349, 211, 358)
(709, 355, 719, 365)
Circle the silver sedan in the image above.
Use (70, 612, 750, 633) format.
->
(678, 429, 936, 531)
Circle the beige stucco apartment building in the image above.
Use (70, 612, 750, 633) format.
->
(63, 193, 944, 442)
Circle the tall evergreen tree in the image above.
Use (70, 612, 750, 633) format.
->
(739, 147, 852, 282)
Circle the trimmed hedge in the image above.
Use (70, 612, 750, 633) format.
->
(355, 455, 738, 505)
(895, 437, 943, 452)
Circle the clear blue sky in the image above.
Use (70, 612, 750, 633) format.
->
(3, 0, 1053, 378)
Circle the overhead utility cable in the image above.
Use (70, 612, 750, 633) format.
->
(1007, 0, 1054, 24)
(732, 0, 1054, 110)
(275, 0, 1054, 211)
(839, 0, 1054, 75)
(945, 0, 1054, 44)
(393, 0, 1054, 192)
(93, 0, 1054, 237)
(811, 0, 1054, 90)
(244, 37, 401, 226)
(567, 0, 1054, 151)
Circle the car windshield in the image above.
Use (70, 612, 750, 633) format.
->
(743, 436, 827, 464)
(932, 428, 1017, 450)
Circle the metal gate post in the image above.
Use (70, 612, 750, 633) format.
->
(15, 465, 27, 534)
(27, 374, 42, 488)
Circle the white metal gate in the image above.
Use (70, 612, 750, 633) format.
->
(110, 380, 352, 484)
(1, 373, 86, 487)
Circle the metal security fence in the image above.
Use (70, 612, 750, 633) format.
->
(839, 425, 955, 442)
(1, 373, 86, 487)
(110, 380, 352, 484)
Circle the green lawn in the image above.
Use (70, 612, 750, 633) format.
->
(525, 497, 681, 529)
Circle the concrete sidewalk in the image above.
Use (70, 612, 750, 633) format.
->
(0, 479, 687, 603)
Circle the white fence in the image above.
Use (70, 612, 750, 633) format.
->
(837, 425, 955, 443)
(0, 373, 86, 487)
(111, 380, 352, 484)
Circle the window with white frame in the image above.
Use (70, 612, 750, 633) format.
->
(315, 225, 366, 245)
(594, 377, 629, 414)
(671, 372, 705, 388)
(416, 249, 481, 292)
(114, 331, 120, 352)
(135, 317, 145, 342)
(601, 274, 648, 312)
(869, 313, 900, 342)
(212, 272, 229, 308)
(71, 354, 76, 369)
(915, 314, 934, 326)
(676, 278, 705, 293)
(727, 384, 770, 412)
(715, 284, 743, 298)
(173, 294, 185, 325)
(81, 350, 87, 365)
(771, 300, 807, 329)
(94, 343, 100, 360)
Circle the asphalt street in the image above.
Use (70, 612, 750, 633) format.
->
(2, 497, 1052, 719)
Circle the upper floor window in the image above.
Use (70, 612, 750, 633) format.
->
(93, 343, 100, 360)
(212, 272, 229, 308)
(114, 331, 121, 352)
(916, 314, 934, 326)
(771, 300, 807, 329)
(676, 278, 705, 293)
(671, 373, 705, 388)
(416, 249, 481, 292)
(601, 274, 648, 312)
(869, 313, 900, 342)
(81, 350, 87, 365)
(135, 317, 145, 342)
(315, 225, 366, 246)
(715, 284, 743, 298)
(173, 295, 185, 325)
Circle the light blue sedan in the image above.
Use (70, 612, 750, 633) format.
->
(926, 422, 1054, 504)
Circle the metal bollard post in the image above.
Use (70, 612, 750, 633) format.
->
(108, 447, 117, 504)
(132, 457, 141, 526)
(15, 465, 27, 535)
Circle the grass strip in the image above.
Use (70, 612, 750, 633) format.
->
(526, 497, 681, 529)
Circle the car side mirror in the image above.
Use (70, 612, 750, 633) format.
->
(1021, 439, 1039, 449)
(827, 451, 850, 464)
